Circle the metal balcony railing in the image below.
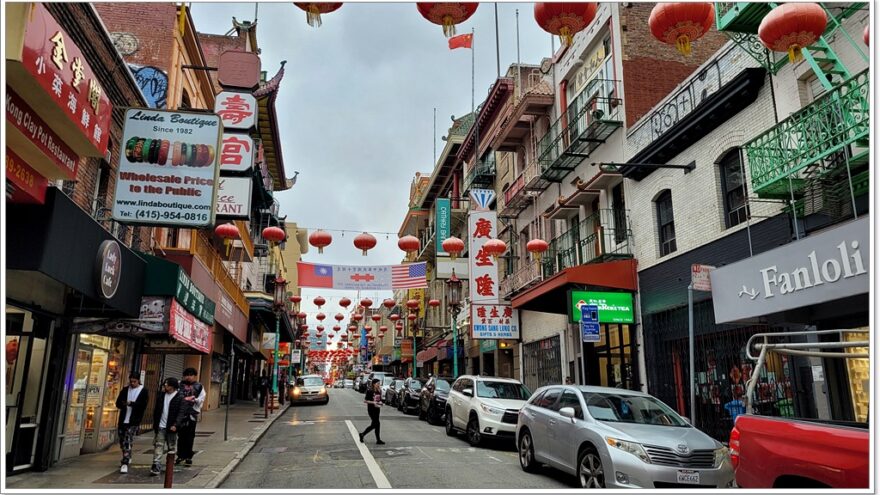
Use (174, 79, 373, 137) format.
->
(464, 153, 497, 192)
(91, 197, 142, 250)
(745, 69, 869, 198)
(500, 261, 542, 298)
(536, 79, 622, 182)
(541, 209, 634, 278)
(191, 230, 249, 315)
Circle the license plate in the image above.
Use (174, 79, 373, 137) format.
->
(677, 470, 700, 485)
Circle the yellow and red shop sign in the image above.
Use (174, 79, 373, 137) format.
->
(6, 2, 112, 158)
(6, 87, 79, 181)
(5, 148, 48, 204)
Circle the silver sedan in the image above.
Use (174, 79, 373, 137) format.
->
(516, 385, 734, 489)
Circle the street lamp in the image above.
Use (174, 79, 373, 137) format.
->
(446, 270, 462, 378)
(272, 276, 287, 400)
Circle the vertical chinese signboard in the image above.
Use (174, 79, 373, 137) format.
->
(468, 189, 499, 305)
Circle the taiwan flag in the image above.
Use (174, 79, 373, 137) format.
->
(297, 262, 334, 288)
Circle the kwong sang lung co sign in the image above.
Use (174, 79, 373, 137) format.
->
(710, 217, 869, 323)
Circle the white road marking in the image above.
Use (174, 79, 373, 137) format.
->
(487, 455, 504, 463)
(344, 420, 392, 489)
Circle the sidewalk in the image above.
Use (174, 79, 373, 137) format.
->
(6, 400, 289, 490)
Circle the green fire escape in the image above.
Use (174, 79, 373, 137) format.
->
(715, 2, 869, 225)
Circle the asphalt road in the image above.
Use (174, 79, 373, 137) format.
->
(220, 387, 575, 489)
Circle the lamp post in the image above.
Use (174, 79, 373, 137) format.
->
(446, 270, 463, 378)
(272, 276, 287, 400)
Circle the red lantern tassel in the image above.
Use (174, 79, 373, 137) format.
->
(787, 44, 803, 63)
(443, 15, 456, 37)
(306, 4, 322, 27)
(559, 26, 574, 47)
(676, 35, 692, 56)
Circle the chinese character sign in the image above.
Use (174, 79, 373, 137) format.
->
(219, 133, 254, 172)
(471, 303, 519, 339)
(17, 3, 112, 155)
(468, 210, 499, 304)
(214, 91, 257, 130)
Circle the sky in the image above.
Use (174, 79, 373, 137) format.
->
(191, 2, 555, 348)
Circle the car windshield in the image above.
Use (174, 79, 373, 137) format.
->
(476, 380, 530, 400)
(582, 392, 689, 427)
(299, 377, 324, 387)
(383, 376, 394, 386)
(435, 379, 451, 392)
(394, 380, 405, 388)
(409, 380, 423, 390)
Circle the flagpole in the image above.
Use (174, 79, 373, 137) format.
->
(433, 107, 437, 165)
(494, 3, 501, 78)
(516, 9, 521, 99)
(471, 28, 475, 116)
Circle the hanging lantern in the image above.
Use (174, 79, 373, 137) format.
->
(316, 313, 326, 321)
(214, 223, 240, 256)
(527, 238, 550, 262)
(441, 236, 465, 260)
(534, 2, 598, 47)
(864, 25, 869, 45)
(334, 313, 345, 322)
(262, 226, 286, 243)
(398, 235, 421, 260)
(648, 3, 714, 56)
(296, 311, 307, 320)
(348, 325, 358, 333)
(333, 325, 341, 331)
(313, 296, 325, 308)
(360, 298, 373, 308)
(290, 295, 302, 305)
(300, 324, 309, 331)
(317, 325, 325, 332)
(379, 325, 388, 335)
(364, 325, 372, 333)
(353, 313, 364, 322)
(293, 2, 342, 28)
(407, 313, 418, 322)
(308, 229, 333, 254)
(383, 298, 396, 310)
(406, 299, 420, 310)
(353, 232, 377, 256)
(758, 3, 827, 63)
(339, 297, 351, 308)
(417, 2, 478, 37)
(428, 299, 441, 309)
(483, 238, 507, 260)
(395, 323, 403, 336)
(371, 314, 382, 322)
(389, 313, 400, 322)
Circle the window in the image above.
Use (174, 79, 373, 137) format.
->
(476, 380, 530, 400)
(559, 391, 584, 419)
(655, 190, 676, 256)
(612, 183, 627, 244)
(582, 392, 689, 426)
(528, 390, 546, 405)
(718, 149, 750, 228)
(536, 388, 561, 409)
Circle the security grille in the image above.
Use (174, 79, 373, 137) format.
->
(522, 335, 561, 393)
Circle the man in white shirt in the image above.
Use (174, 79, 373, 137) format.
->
(151, 377, 186, 476)
(115, 372, 148, 474)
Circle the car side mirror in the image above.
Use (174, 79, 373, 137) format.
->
(462, 388, 473, 397)
(559, 407, 577, 422)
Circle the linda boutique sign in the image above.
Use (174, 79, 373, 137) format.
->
(710, 217, 869, 323)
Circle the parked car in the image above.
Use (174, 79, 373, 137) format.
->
(446, 375, 530, 446)
(516, 385, 734, 489)
(357, 373, 371, 392)
(289, 375, 330, 405)
(384, 379, 405, 407)
(343, 379, 354, 389)
(398, 377, 425, 414)
(379, 375, 396, 400)
(354, 375, 363, 392)
(730, 414, 868, 488)
(419, 376, 453, 424)
(333, 380, 345, 389)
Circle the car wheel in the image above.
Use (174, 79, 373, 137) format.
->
(519, 430, 538, 473)
(418, 405, 426, 420)
(445, 410, 456, 436)
(427, 405, 437, 425)
(466, 416, 482, 446)
(577, 448, 605, 489)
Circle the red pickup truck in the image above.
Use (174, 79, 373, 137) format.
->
(730, 414, 869, 488)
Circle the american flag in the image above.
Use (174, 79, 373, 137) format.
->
(391, 262, 428, 289)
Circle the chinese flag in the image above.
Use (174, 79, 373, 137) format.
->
(449, 33, 473, 50)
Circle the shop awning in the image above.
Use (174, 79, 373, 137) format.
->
(512, 259, 638, 314)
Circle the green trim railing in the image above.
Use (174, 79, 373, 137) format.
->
(745, 70, 869, 196)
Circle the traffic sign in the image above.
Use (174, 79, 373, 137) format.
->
(691, 264, 715, 292)
(581, 304, 600, 343)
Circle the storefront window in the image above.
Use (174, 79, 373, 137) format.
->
(844, 329, 869, 423)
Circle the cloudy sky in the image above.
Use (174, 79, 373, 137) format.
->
(192, 3, 555, 344)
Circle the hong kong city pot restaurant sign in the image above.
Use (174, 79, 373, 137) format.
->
(112, 108, 222, 227)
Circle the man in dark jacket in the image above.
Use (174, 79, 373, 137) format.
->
(176, 368, 205, 466)
(115, 372, 149, 474)
(151, 377, 186, 476)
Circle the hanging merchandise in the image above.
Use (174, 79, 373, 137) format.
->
(534, 2, 598, 47)
(527, 238, 549, 262)
(353, 232, 377, 256)
(308, 229, 333, 253)
(648, 3, 715, 56)
(214, 222, 239, 256)
(758, 3, 827, 62)
(293, 2, 342, 28)
(441, 236, 465, 260)
(417, 3, 479, 37)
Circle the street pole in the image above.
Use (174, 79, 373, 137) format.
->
(688, 284, 695, 424)
(272, 311, 280, 404)
(452, 311, 459, 377)
(224, 346, 234, 441)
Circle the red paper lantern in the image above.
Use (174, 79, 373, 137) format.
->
(417, 3, 478, 37)
(371, 314, 382, 322)
(864, 25, 869, 46)
(262, 226, 286, 243)
(290, 295, 302, 305)
(348, 325, 358, 332)
(339, 297, 351, 308)
(441, 236, 465, 260)
(353, 232, 377, 256)
(313, 296, 326, 308)
(398, 235, 421, 259)
(317, 325, 325, 332)
(428, 299, 441, 308)
(360, 298, 373, 308)
(353, 314, 364, 322)
(333, 325, 341, 331)
(407, 313, 418, 322)
(294, 3, 342, 28)
(383, 299, 396, 309)
(648, 3, 714, 56)
(316, 313, 326, 321)
(215, 223, 240, 256)
(364, 325, 372, 333)
(527, 238, 549, 262)
(389, 313, 400, 322)
(308, 229, 333, 254)
(534, 2, 598, 47)
(406, 299, 420, 310)
(483, 238, 507, 260)
(379, 325, 388, 333)
(758, 3, 827, 63)
(300, 324, 309, 331)
(334, 313, 345, 322)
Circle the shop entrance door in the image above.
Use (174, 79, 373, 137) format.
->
(59, 339, 110, 459)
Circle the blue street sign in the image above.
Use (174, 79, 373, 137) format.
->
(581, 304, 600, 343)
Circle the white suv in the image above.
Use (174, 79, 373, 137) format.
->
(445, 375, 531, 446)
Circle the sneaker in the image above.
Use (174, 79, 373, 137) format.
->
(150, 466, 160, 476)
(376, 440, 386, 445)
(119, 464, 128, 474)
(358, 433, 365, 443)
(184, 459, 192, 466)
(175, 457, 184, 465)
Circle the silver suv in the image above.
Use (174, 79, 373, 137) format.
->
(445, 375, 531, 446)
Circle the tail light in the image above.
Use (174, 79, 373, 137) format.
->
(729, 426, 740, 469)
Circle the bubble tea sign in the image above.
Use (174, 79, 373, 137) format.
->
(112, 108, 222, 227)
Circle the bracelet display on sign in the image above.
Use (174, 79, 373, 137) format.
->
(124, 137, 215, 167)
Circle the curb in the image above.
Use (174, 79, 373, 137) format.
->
(203, 403, 290, 489)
